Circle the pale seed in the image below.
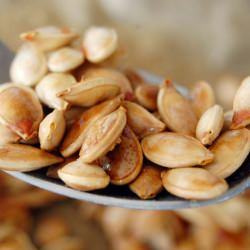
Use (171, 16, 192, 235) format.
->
(222, 110, 233, 132)
(20, 26, 78, 51)
(57, 77, 120, 107)
(97, 126, 143, 185)
(157, 80, 197, 135)
(205, 129, 250, 178)
(83, 26, 118, 63)
(10, 43, 47, 86)
(36, 73, 76, 110)
(58, 159, 110, 191)
(64, 107, 86, 129)
(79, 107, 127, 163)
(0, 144, 63, 172)
(141, 132, 214, 168)
(0, 84, 43, 139)
(231, 76, 250, 129)
(129, 164, 163, 199)
(60, 95, 122, 157)
(190, 81, 215, 118)
(196, 104, 224, 145)
(123, 101, 165, 138)
(135, 84, 159, 111)
(48, 47, 84, 73)
(39, 110, 66, 151)
(161, 168, 228, 200)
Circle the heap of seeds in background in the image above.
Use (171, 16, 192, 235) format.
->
(1, 25, 250, 200)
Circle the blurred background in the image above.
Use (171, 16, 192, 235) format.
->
(0, 0, 250, 249)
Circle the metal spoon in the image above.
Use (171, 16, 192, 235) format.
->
(0, 41, 249, 210)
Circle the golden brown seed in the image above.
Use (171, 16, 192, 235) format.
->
(123, 101, 165, 138)
(83, 26, 118, 63)
(39, 110, 66, 151)
(48, 47, 84, 73)
(157, 80, 197, 135)
(0, 123, 20, 145)
(161, 168, 228, 200)
(10, 43, 47, 87)
(190, 81, 215, 118)
(58, 159, 110, 191)
(135, 84, 159, 111)
(129, 165, 163, 199)
(98, 126, 143, 185)
(0, 144, 63, 172)
(79, 107, 127, 163)
(231, 76, 250, 129)
(205, 129, 250, 178)
(20, 26, 78, 51)
(141, 132, 214, 168)
(0, 84, 43, 139)
(36, 73, 76, 110)
(196, 105, 224, 145)
(60, 95, 122, 157)
(57, 77, 120, 107)
(64, 107, 86, 129)
(124, 68, 145, 90)
(222, 110, 233, 132)
(82, 67, 133, 100)
(47, 155, 78, 179)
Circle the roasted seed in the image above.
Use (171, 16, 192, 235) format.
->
(0, 144, 63, 172)
(36, 73, 76, 110)
(161, 168, 228, 200)
(205, 129, 250, 178)
(0, 123, 20, 145)
(79, 107, 127, 163)
(190, 81, 215, 118)
(10, 43, 47, 86)
(123, 101, 165, 138)
(39, 110, 66, 151)
(48, 47, 84, 73)
(129, 164, 163, 199)
(58, 159, 110, 191)
(60, 95, 122, 157)
(98, 126, 143, 185)
(157, 80, 197, 135)
(141, 132, 214, 168)
(20, 26, 77, 51)
(83, 26, 118, 63)
(196, 105, 224, 145)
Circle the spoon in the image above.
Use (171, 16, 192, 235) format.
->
(0, 41, 249, 210)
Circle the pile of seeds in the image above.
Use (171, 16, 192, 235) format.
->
(1, 25, 250, 200)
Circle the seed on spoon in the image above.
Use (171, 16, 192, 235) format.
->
(57, 77, 120, 107)
(20, 26, 78, 51)
(36, 73, 76, 110)
(135, 84, 159, 111)
(205, 129, 250, 178)
(79, 107, 127, 163)
(83, 26, 118, 63)
(58, 159, 110, 191)
(39, 109, 66, 151)
(157, 80, 197, 136)
(48, 47, 84, 73)
(141, 132, 214, 168)
(47, 155, 78, 179)
(161, 168, 228, 200)
(0, 144, 63, 172)
(231, 76, 250, 129)
(222, 110, 233, 132)
(82, 67, 133, 100)
(190, 81, 215, 118)
(196, 105, 224, 145)
(129, 164, 163, 199)
(0, 84, 43, 139)
(0, 123, 20, 145)
(97, 126, 143, 185)
(123, 101, 165, 139)
(10, 43, 47, 87)
(61, 95, 122, 157)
